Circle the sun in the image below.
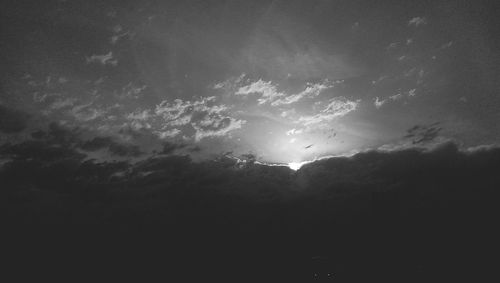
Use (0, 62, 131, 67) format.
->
(287, 161, 306, 171)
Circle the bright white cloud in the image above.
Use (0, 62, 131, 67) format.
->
(155, 96, 244, 141)
(235, 79, 284, 104)
(193, 117, 245, 141)
(213, 73, 246, 90)
(271, 82, 331, 106)
(374, 97, 386, 109)
(297, 97, 359, 126)
(286, 128, 304, 136)
(155, 128, 181, 139)
(127, 109, 152, 121)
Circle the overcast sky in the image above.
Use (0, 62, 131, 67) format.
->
(1, 0, 499, 164)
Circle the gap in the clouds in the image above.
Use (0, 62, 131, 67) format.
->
(239, 152, 360, 172)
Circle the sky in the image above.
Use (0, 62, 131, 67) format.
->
(1, 0, 499, 165)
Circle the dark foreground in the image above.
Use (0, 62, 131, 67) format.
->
(2, 143, 500, 281)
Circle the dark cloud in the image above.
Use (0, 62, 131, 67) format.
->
(30, 130, 47, 139)
(0, 105, 29, 133)
(188, 145, 202, 152)
(46, 122, 81, 145)
(159, 141, 186, 155)
(3, 140, 500, 206)
(404, 122, 442, 144)
(0, 140, 85, 162)
(80, 137, 115, 151)
(80, 136, 142, 157)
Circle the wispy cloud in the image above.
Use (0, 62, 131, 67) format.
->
(374, 89, 416, 109)
(389, 93, 403, 101)
(297, 97, 359, 126)
(70, 102, 105, 122)
(120, 83, 147, 99)
(86, 52, 118, 66)
(386, 42, 400, 50)
(155, 97, 220, 125)
(213, 74, 246, 90)
(50, 98, 77, 110)
(286, 128, 304, 136)
(127, 109, 152, 121)
(155, 96, 245, 141)
(408, 17, 427, 27)
(192, 117, 245, 141)
(235, 79, 284, 104)
(155, 128, 181, 139)
(271, 82, 332, 106)
(440, 41, 453, 50)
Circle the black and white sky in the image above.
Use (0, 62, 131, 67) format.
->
(1, 0, 499, 166)
(3, 1, 500, 280)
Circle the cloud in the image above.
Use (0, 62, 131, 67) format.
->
(109, 25, 134, 45)
(374, 97, 386, 109)
(193, 117, 245, 141)
(386, 42, 399, 50)
(408, 17, 427, 27)
(127, 110, 152, 121)
(286, 128, 303, 136)
(70, 103, 106, 122)
(85, 52, 118, 66)
(45, 122, 82, 145)
(374, 90, 414, 109)
(440, 41, 453, 49)
(120, 83, 147, 99)
(155, 128, 181, 139)
(0, 139, 84, 162)
(217, 75, 335, 107)
(3, 138, 500, 210)
(160, 141, 186, 155)
(155, 98, 205, 124)
(297, 97, 359, 126)
(50, 98, 78, 110)
(270, 82, 332, 106)
(235, 79, 284, 104)
(0, 105, 29, 133)
(404, 123, 442, 145)
(389, 93, 403, 101)
(80, 137, 142, 157)
(155, 97, 245, 141)
(213, 74, 246, 90)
